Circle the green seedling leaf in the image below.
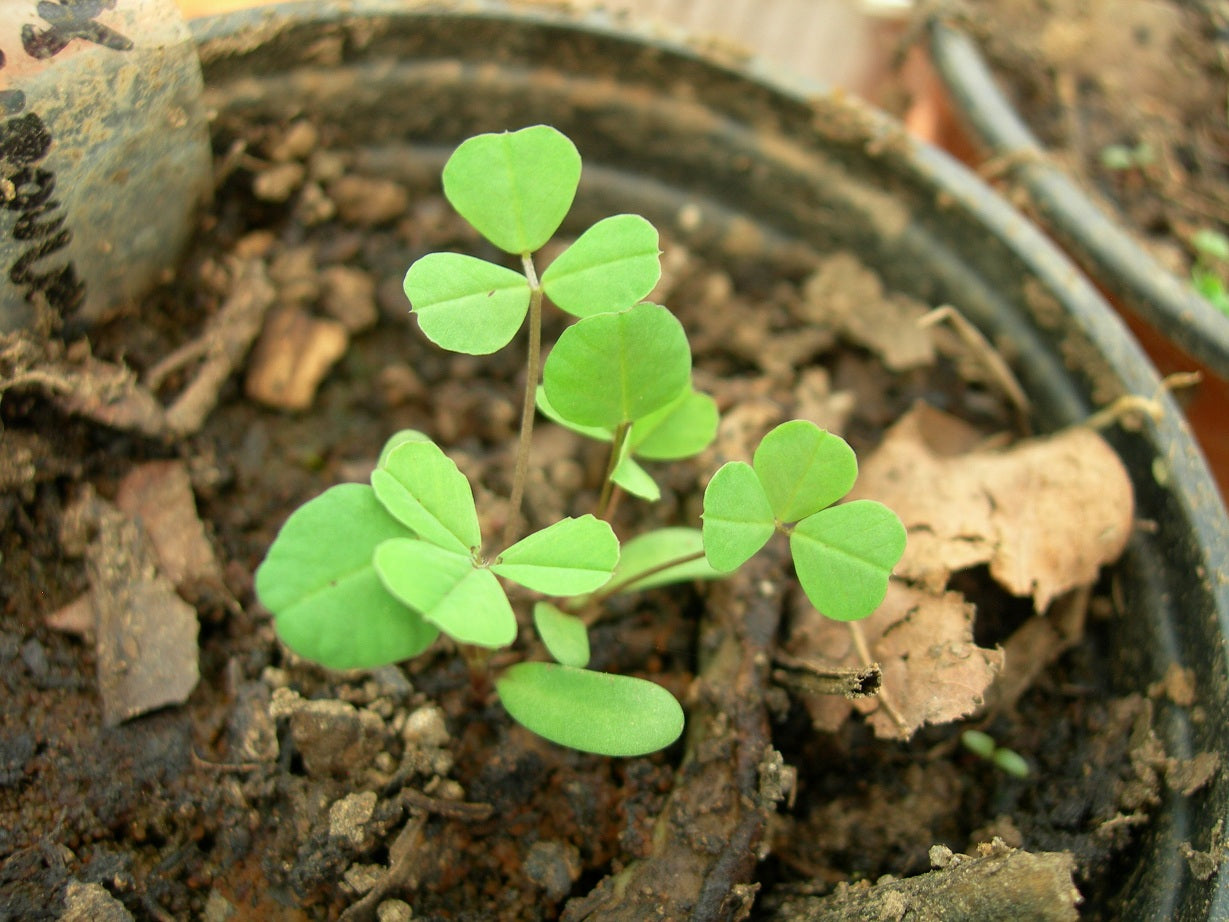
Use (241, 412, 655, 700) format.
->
(541, 214, 661, 318)
(631, 389, 719, 460)
(371, 439, 481, 555)
(611, 454, 660, 501)
(403, 253, 530, 355)
(374, 538, 516, 648)
(377, 429, 431, 468)
(1193, 228, 1229, 261)
(536, 384, 611, 441)
(533, 602, 590, 668)
(492, 515, 619, 595)
(496, 662, 684, 756)
(789, 499, 907, 621)
(701, 461, 776, 572)
(992, 748, 1030, 779)
(255, 484, 438, 670)
(611, 527, 723, 593)
(753, 420, 858, 523)
(961, 729, 996, 759)
(542, 302, 691, 429)
(442, 125, 581, 254)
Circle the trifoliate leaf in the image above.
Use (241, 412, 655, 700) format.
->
(404, 253, 530, 355)
(374, 538, 516, 648)
(542, 302, 691, 429)
(533, 602, 590, 668)
(255, 484, 438, 670)
(701, 461, 776, 572)
(611, 527, 723, 593)
(371, 440, 480, 554)
(442, 125, 581, 254)
(541, 214, 661, 318)
(753, 420, 858, 523)
(789, 499, 907, 621)
(492, 515, 619, 595)
(496, 662, 684, 756)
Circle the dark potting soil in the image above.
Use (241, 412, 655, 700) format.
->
(0, 113, 1206, 921)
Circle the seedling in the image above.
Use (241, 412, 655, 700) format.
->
(255, 125, 906, 758)
(1191, 228, 1229, 317)
(961, 729, 1030, 779)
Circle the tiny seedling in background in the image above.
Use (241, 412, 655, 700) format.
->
(256, 125, 906, 759)
(961, 729, 1030, 779)
(1098, 141, 1154, 172)
(1191, 228, 1229, 317)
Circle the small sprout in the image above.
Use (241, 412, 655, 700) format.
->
(960, 729, 996, 759)
(1191, 228, 1229, 316)
(1098, 141, 1154, 172)
(1193, 228, 1229, 262)
(256, 126, 907, 760)
(961, 729, 1030, 779)
(992, 747, 1031, 779)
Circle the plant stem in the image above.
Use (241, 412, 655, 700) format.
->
(596, 420, 632, 519)
(590, 548, 709, 604)
(502, 253, 543, 548)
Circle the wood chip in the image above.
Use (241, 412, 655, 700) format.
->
(245, 306, 348, 410)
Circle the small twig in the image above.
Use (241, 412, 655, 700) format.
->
(1083, 371, 1202, 431)
(848, 621, 909, 734)
(773, 649, 881, 698)
(190, 747, 265, 774)
(144, 337, 212, 390)
(920, 305, 1031, 427)
(0, 369, 77, 396)
(400, 788, 493, 821)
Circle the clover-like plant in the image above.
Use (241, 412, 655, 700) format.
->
(702, 420, 906, 621)
(255, 125, 906, 760)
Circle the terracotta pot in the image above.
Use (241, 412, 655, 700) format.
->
(189, 2, 1229, 917)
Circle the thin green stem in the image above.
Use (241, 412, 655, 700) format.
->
(590, 548, 708, 605)
(595, 420, 633, 520)
(502, 253, 543, 549)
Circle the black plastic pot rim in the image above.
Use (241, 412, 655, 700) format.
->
(925, 17, 1229, 382)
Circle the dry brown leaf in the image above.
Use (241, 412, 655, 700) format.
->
(850, 403, 1134, 611)
(786, 582, 1003, 740)
(801, 251, 936, 371)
